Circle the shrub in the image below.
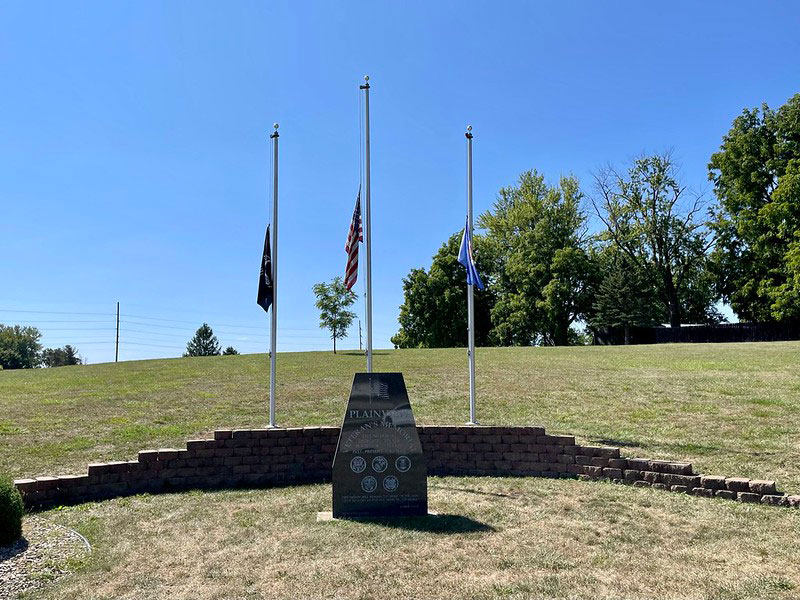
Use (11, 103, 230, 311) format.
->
(0, 475, 24, 545)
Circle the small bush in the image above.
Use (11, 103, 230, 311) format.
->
(0, 475, 24, 545)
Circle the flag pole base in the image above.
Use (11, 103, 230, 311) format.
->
(466, 421, 480, 426)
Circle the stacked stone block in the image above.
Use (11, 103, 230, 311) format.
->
(13, 425, 800, 511)
(576, 454, 798, 507)
(14, 427, 339, 509)
(418, 426, 584, 478)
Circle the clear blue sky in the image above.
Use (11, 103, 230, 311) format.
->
(1, 1, 798, 364)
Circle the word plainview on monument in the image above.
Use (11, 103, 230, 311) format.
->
(331, 373, 427, 518)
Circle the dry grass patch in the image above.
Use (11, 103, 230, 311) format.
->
(31, 477, 800, 600)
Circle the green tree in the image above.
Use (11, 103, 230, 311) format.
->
(479, 170, 595, 346)
(391, 232, 497, 348)
(708, 93, 800, 322)
(679, 266, 725, 325)
(222, 346, 239, 355)
(312, 277, 357, 353)
(0, 324, 42, 369)
(42, 344, 82, 367)
(590, 253, 660, 344)
(184, 323, 221, 357)
(593, 153, 715, 327)
(539, 246, 600, 345)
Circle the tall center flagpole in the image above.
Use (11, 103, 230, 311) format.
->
(466, 125, 477, 425)
(269, 123, 279, 427)
(360, 75, 373, 373)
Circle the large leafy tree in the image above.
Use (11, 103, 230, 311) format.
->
(593, 153, 716, 327)
(391, 232, 497, 348)
(41, 345, 82, 367)
(313, 276, 357, 353)
(708, 93, 800, 322)
(184, 323, 221, 357)
(479, 171, 595, 346)
(0, 324, 42, 369)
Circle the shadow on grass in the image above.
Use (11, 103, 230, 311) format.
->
(350, 513, 494, 534)
(339, 351, 392, 356)
(593, 437, 741, 457)
(590, 438, 642, 449)
(431, 484, 525, 500)
(0, 536, 29, 562)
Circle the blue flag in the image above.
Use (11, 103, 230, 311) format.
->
(458, 217, 485, 290)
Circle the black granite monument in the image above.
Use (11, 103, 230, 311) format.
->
(332, 373, 427, 518)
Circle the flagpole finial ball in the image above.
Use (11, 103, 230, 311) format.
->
(467, 125, 472, 132)
(364, 75, 369, 82)
(273, 123, 279, 130)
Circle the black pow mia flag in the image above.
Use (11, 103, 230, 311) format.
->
(257, 225, 273, 313)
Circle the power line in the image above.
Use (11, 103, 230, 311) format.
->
(120, 320, 203, 331)
(35, 327, 116, 331)
(0, 309, 114, 316)
(121, 341, 187, 350)
(2, 303, 384, 362)
(2, 308, 325, 333)
(120, 319, 319, 336)
(118, 328, 300, 342)
(6, 320, 113, 324)
(126, 318, 318, 334)
(122, 313, 269, 329)
(122, 328, 194, 339)
(121, 319, 258, 333)
(115, 301, 120, 363)
(120, 336, 185, 344)
(40, 326, 323, 342)
(43, 341, 114, 345)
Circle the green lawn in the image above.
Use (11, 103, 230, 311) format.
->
(2, 343, 799, 491)
(32, 478, 800, 600)
(4, 343, 800, 599)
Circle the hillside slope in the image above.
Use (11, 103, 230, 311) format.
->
(2, 343, 799, 488)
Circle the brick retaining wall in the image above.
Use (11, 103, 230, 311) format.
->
(14, 425, 800, 510)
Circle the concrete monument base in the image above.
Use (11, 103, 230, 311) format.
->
(316, 510, 438, 522)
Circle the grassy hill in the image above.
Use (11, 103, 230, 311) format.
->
(2, 343, 800, 489)
(5, 343, 800, 600)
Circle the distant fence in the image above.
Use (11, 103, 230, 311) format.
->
(593, 322, 800, 345)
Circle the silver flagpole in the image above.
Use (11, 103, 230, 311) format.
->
(269, 123, 279, 427)
(466, 125, 477, 425)
(360, 75, 373, 373)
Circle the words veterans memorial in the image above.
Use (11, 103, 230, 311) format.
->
(331, 373, 428, 518)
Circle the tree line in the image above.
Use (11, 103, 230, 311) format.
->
(0, 325, 82, 369)
(2, 94, 797, 364)
(0, 322, 241, 369)
(392, 93, 800, 347)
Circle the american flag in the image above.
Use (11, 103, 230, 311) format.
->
(344, 188, 363, 290)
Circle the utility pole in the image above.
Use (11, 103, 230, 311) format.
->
(115, 301, 120, 363)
